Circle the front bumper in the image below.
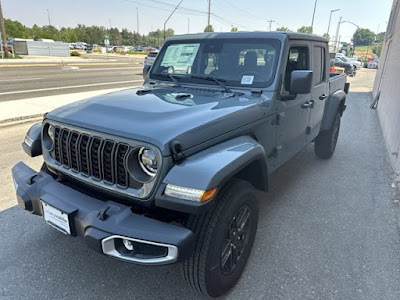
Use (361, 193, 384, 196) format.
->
(11, 162, 195, 265)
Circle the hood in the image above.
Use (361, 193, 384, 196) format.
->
(46, 87, 266, 155)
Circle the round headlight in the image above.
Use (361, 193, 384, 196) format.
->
(138, 148, 157, 176)
(43, 124, 55, 151)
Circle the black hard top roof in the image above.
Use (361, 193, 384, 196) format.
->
(167, 31, 328, 43)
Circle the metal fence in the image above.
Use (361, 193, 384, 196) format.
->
(14, 41, 69, 57)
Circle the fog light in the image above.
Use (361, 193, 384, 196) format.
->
(123, 239, 134, 251)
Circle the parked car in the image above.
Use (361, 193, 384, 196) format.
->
(346, 57, 363, 69)
(334, 58, 356, 76)
(86, 44, 93, 53)
(367, 60, 379, 69)
(13, 32, 349, 298)
(143, 50, 159, 77)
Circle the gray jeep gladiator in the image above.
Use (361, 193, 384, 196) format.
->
(12, 32, 349, 297)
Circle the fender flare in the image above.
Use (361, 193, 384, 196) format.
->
(320, 90, 346, 131)
(156, 136, 268, 214)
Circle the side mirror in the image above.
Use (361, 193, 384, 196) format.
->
(290, 70, 313, 94)
(143, 64, 151, 79)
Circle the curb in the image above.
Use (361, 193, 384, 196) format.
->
(0, 114, 43, 128)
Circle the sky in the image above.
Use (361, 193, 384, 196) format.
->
(1, 0, 394, 43)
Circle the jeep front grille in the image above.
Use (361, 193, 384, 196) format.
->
(52, 126, 133, 189)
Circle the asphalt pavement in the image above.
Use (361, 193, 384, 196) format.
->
(1, 69, 400, 299)
(0, 55, 144, 101)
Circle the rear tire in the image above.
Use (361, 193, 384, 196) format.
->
(182, 179, 258, 297)
(315, 111, 341, 159)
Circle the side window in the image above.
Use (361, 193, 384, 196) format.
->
(313, 46, 326, 85)
(284, 47, 309, 91)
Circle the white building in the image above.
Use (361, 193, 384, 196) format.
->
(373, 0, 400, 174)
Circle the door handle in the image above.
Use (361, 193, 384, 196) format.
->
(301, 100, 314, 109)
(319, 94, 327, 100)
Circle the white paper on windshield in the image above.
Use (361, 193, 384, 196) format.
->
(241, 75, 254, 85)
(161, 44, 200, 67)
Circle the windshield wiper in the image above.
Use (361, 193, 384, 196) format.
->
(151, 72, 182, 87)
(189, 75, 232, 93)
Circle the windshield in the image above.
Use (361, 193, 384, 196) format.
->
(150, 38, 281, 88)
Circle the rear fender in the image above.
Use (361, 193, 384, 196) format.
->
(320, 90, 346, 132)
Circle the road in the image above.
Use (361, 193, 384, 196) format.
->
(1, 69, 400, 299)
(0, 55, 145, 101)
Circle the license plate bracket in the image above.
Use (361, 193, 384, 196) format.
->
(41, 201, 71, 235)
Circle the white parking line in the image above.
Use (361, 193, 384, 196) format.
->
(0, 80, 144, 96)
(0, 78, 43, 82)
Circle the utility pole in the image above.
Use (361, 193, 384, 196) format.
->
(0, 0, 9, 58)
(188, 18, 190, 33)
(267, 20, 275, 31)
(207, 0, 211, 28)
(136, 7, 139, 34)
(163, 0, 183, 41)
(109, 18, 112, 29)
(310, 0, 318, 33)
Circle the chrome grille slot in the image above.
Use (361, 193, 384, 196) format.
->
(54, 127, 61, 163)
(89, 137, 103, 180)
(102, 140, 116, 184)
(115, 143, 130, 188)
(79, 134, 91, 176)
(69, 132, 80, 172)
(60, 128, 71, 167)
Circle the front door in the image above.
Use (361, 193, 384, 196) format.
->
(275, 43, 312, 166)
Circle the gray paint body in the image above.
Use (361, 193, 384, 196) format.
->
(42, 32, 347, 206)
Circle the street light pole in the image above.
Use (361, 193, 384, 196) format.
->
(310, 0, 318, 33)
(136, 7, 139, 35)
(163, 0, 183, 42)
(334, 17, 342, 52)
(327, 9, 340, 37)
(334, 18, 360, 52)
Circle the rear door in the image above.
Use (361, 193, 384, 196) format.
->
(308, 42, 329, 140)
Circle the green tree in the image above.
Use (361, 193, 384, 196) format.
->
(4, 19, 29, 38)
(353, 28, 375, 46)
(276, 26, 290, 31)
(204, 25, 214, 32)
(297, 26, 313, 34)
(322, 33, 330, 40)
(231, 27, 238, 32)
(375, 31, 386, 43)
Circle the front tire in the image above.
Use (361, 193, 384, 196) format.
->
(182, 179, 258, 297)
(315, 111, 341, 159)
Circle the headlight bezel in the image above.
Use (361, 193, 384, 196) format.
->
(42, 123, 55, 151)
(126, 146, 160, 184)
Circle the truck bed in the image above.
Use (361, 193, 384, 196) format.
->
(329, 73, 349, 95)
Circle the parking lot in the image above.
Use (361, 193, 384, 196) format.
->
(1, 68, 400, 299)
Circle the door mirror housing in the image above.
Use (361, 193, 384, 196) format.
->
(143, 64, 151, 79)
(290, 70, 313, 94)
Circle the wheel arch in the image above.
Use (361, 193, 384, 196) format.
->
(320, 90, 346, 132)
